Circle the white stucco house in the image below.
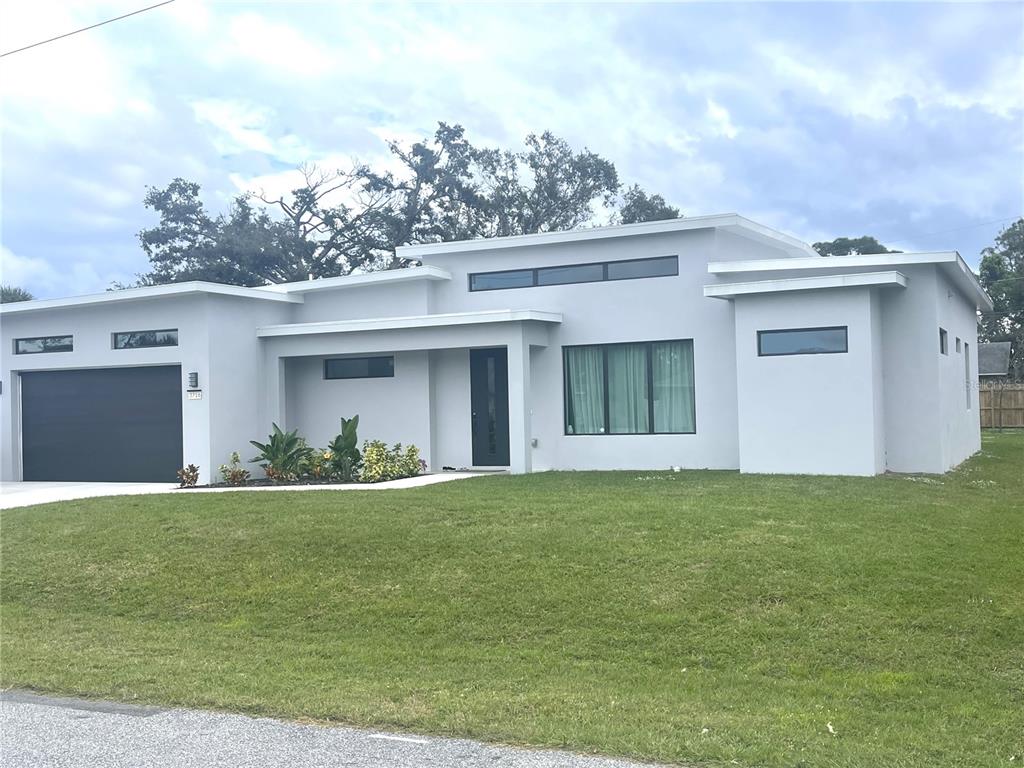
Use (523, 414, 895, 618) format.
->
(0, 214, 991, 483)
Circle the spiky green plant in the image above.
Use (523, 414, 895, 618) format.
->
(249, 424, 311, 482)
(327, 415, 361, 482)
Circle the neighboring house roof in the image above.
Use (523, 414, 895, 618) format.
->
(707, 251, 993, 312)
(396, 213, 820, 260)
(978, 342, 1012, 376)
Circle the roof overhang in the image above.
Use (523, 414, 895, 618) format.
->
(397, 214, 817, 259)
(0, 281, 301, 316)
(257, 309, 562, 338)
(707, 251, 992, 311)
(704, 271, 908, 300)
(262, 265, 450, 294)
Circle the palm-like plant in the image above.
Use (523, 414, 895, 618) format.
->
(327, 415, 361, 482)
(249, 423, 311, 481)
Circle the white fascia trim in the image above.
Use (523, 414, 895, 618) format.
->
(262, 265, 452, 294)
(703, 271, 908, 299)
(257, 309, 564, 338)
(396, 213, 815, 258)
(0, 281, 301, 315)
(946, 255, 995, 312)
(706, 250, 992, 311)
(707, 251, 958, 274)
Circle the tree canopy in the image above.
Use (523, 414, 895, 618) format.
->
(134, 123, 681, 286)
(617, 185, 680, 225)
(0, 285, 34, 303)
(812, 236, 898, 257)
(978, 218, 1024, 378)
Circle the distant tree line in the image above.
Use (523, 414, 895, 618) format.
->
(132, 123, 680, 287)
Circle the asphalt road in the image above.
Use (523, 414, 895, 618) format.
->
(1, 690, 669, 768)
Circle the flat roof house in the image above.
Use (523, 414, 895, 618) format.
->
(0, 214, 992, 483)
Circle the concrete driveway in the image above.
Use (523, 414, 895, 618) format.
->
(0, 691, 669, 768)
(0, 473, 486, 510)
(0, 481, 177, 509)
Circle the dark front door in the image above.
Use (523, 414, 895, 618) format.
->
(20, 365, 183, 482)
(470, 348, 510, 466)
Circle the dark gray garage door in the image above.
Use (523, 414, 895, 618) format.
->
(21, 366, 183, 482)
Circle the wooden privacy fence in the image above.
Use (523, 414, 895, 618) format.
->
(980, 382, 1024, 428)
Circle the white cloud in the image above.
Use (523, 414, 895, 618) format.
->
(706, 99, 739, 139)
(1, 245, 60, 289)
(0, 3, 155, 147)
(0, 2, 1020, 297)
(220, 12, 333, 76)
(756, 40, 1023, 121)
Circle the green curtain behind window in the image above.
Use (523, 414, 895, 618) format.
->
(652, 340, 695, 433)
(608, 343, 649, 433)
(566, 346, 605, 434)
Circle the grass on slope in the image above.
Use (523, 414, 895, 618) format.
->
(2, 432, 1022, 767)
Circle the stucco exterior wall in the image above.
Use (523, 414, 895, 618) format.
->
(1, 295, 213, 481)
(205, 297, 292, 478)
(934, 269, 982, 470)
(284, 351, 432, 465)
(290, 282, 431, 323)
(419, 228, 752, 470)
(733, 287, 884, 475)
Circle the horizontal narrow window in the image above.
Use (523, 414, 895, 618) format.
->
(606, 255, 678, 281)
(324, 356, 394, 380)
(537, 263, 605, 286)
(469, 255, 678, 292)
(564, 339, 695, 435)
(469, 270, 534, 291)
(113, 329, 178, 349)
(758, 327, 848, 356)
(14, 335, 73, 354)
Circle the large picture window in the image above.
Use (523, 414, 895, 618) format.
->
(564, 339, 695, 435)
(757, 327, 848, 356)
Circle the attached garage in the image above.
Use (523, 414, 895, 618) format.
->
(20, 365, 183, 482)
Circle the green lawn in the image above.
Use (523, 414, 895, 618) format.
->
(3, 433, 1022, 767)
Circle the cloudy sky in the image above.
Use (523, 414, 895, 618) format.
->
(1, 1, 1022, 299)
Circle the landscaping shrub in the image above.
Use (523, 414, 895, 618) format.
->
(360, 440, 422, 483)
(249, 424, 311, 482)
(300, 449, 333, 481)
(327, 415, 361, 482)
(176, 464, 199, 488)
(218, 452, 250, 486)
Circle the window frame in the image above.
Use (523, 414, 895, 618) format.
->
(939, 327, 949, 355)
(14, 335, 74, 355)
(757, 326, 849, 357)
(964, 342, 971, 410)
(562, 338, 696, 436)
(112, 328, 179, 350)
(468, 255, 678, 292)
(323, 355, 395, 380)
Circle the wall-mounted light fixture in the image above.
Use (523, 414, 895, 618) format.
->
(188, 371, 199, 388)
